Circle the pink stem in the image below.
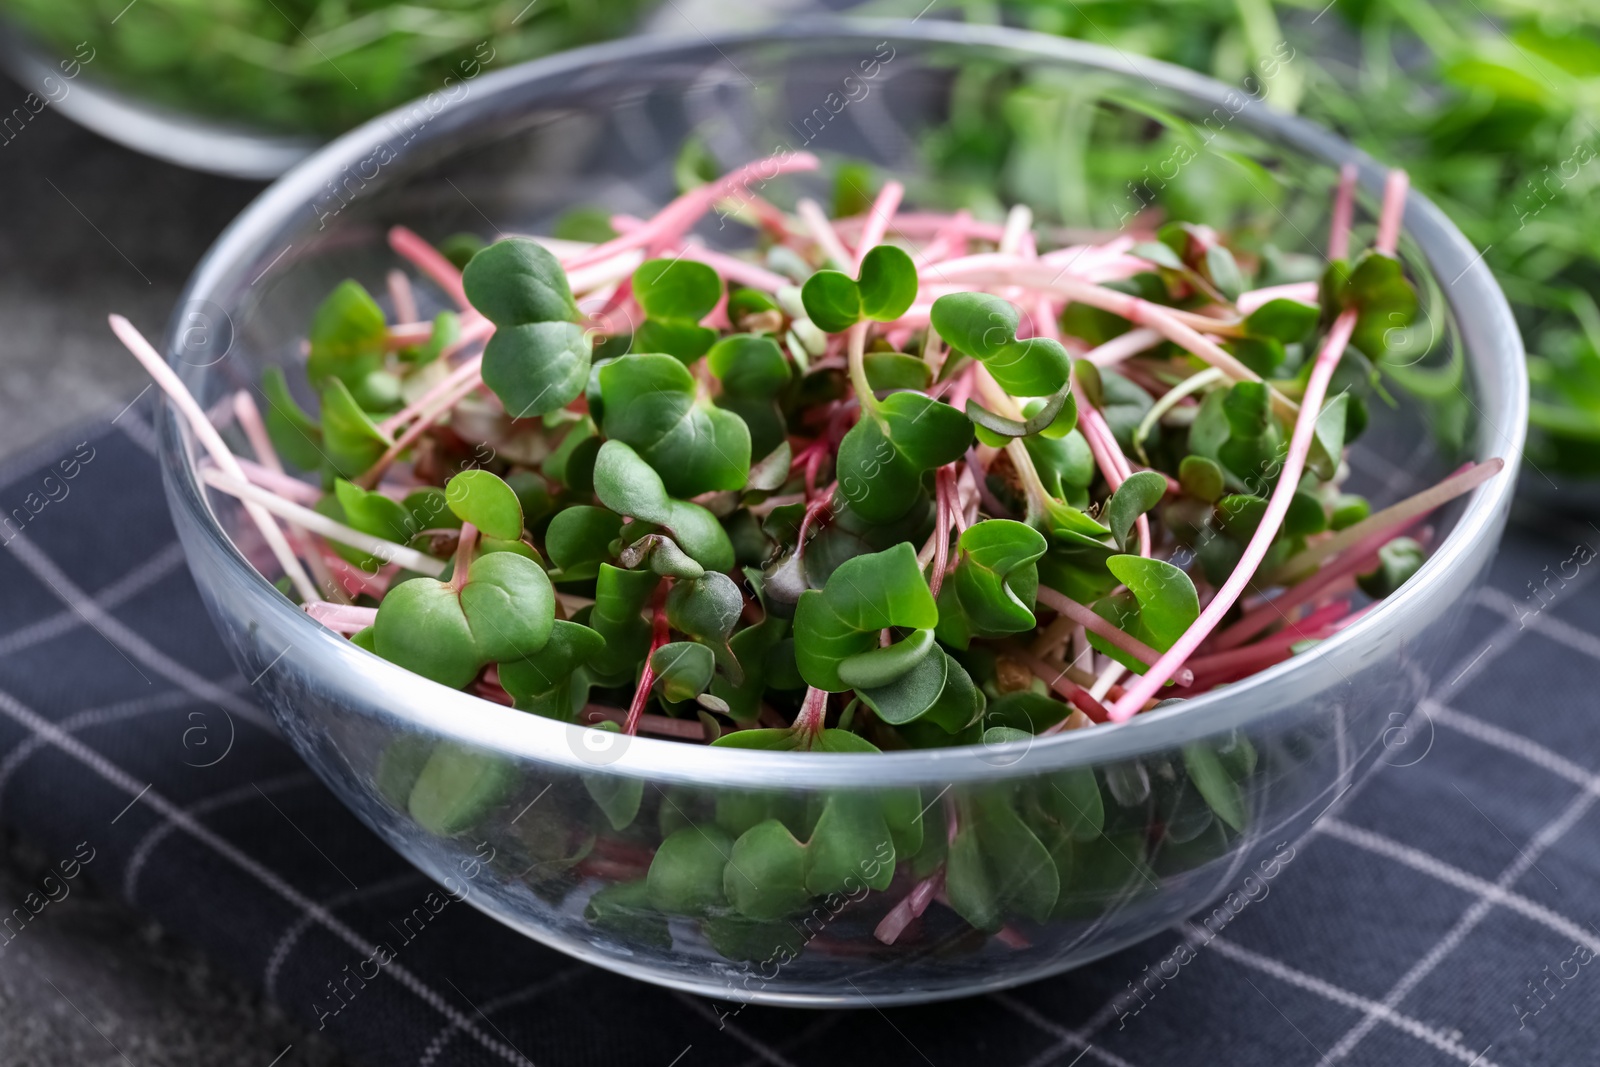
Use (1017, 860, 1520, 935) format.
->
(1211, 519, 1421, 651)
(385, 321, 435, 349)
(834, 212, 1006, 242)
(388, 269, 418, 324)
(1106, 308, 1359, 722)
(1329, 163, 1358, 261)
(1082, 327, 1161, 368)
(322, 553, 396, 598)
(853, 181, 904, 270)
(1035, 587, 1192, 686)
(797, 198, 854, 269)
(676, 244, 791, 292)
(1237, 282, 1318, 316)
(389, 227, 469, 310)
(1189, 599, 1353, 679)
(234, 456, 320, 504)
(624, 603, 671, 736)
(565, 151, 820, 270)
(450, 523, 477, 593)
(1375, 170, 1408, 256)
(794, 685, 829, 737)
(929, 469, 954, 598)
(305, 602, 378, 634)
(376, 321, 494, 436)
(363, 355, 485, 486)
(874, 869, 945, 945)
(109, 316, 319, 603)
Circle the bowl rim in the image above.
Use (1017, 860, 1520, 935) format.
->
(160, 17, 1526, 788)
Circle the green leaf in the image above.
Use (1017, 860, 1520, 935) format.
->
(372, 552, 555, 688)
(544, 506, 622, 581)
(1307, 392, 1350, 481)
(1026, 430, 1095, 501)
(444, 469, 524, 540)
(307, 280, 386, 387)
(950, 519, 1047, 637)
(591, 441, 735, 572)
(403, 311, 459, 367)
(635, 319, 718, 363)
(745, 442, 792, 493)
(1183, 743, 1246, 832)
(1106, 555, 1198, 649)
(707, 334, 792, 397)
(598, 353, 751, 497)
(1245, 298, 1317, 344)
(946, 792, 1059, 930)
(836, 627, 936, 689)
(407, 742, 517, 837)
(804, 794, 895, 895)
(462, 237, 580, 326)
(864, 352, 933, 392)
(458, 552, 556, 663)
(482, 320, 592, 419)
(632, 258, 722, 322)
(725, 820, 811, 921)
(587, 563, 660, 682)
(647, 826, 732, 915)
(930, 292, 1074, 397)
(1333, 251, 1419, 360)
(1178, 456, 1224, 503)
(333, 479, 412, 543)
(1105, 470, 1168, 552)
(665, 572, 744, 680)
(260, 367, 324, 472)
(792, 543, 939, 692)
(320, 377, 392, 479)
(834, 391, 973, 524)
(1357, 536, 1426, 598)
(651, 642, 716, 703)
(498, 620, 604, 715)
(799, 245, 918, 333)
(856, 646, 981, 732)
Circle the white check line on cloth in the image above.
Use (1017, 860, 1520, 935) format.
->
(417, 964, 591, 1067)
(990, 991, 1141, 1067)
(0, 686, 531, 1067)
(1315, 785, 1599, 1065)
(1192, 929, 1506, 1067)
(267, 871, 428, 999)
(0, 541, 185, 658)
(1477, 587, 1600, 664)
(2, 529, 275, 732)
(122, 770, 318, 902)
(672, 991, 802, 1067)
(0, 686, 237, 817)
(1320, 818, 1600, 957)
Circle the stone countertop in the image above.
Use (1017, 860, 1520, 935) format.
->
(0, 73, 356, 1067)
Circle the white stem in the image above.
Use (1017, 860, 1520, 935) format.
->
(797, 198, 854, 269)
(109, 315, 320, 603)
(200, 468, 446, 577)
(1134, 367, 1226, 466)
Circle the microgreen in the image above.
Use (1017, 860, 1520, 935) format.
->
(463, 238, 590, 419)
(122, 149, 1508, 968)
(632, 258, 721, 362)
(799, 245, 918, 333)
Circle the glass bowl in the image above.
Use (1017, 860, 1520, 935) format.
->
(156, 20, 1525, 1006)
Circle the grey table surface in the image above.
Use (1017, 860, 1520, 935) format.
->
(0, 71, 355, 1067)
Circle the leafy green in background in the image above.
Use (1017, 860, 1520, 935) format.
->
(904, 0, 1600, 479)
(7, 0, 656, 135)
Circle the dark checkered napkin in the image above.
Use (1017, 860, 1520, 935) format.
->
(2, 406, 1596, 1067)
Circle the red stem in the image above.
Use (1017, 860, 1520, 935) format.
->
(623, 600, 671, 737)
